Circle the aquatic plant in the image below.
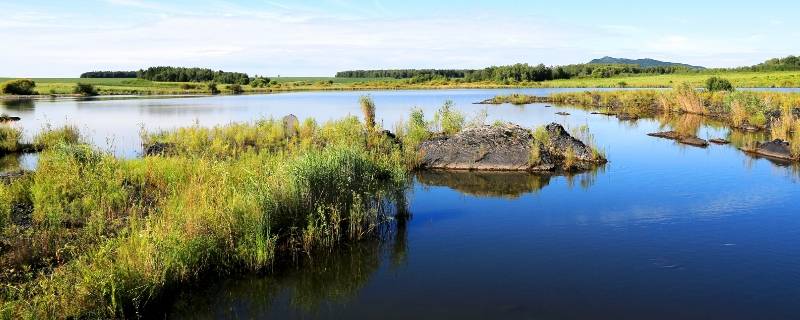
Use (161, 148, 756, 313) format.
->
(0, 126, 23, 153)
(433, 100, 464, 135)
(360, 95, 376, 130)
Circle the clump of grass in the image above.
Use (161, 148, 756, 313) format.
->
(360, 95, 376, 131)
(33, 125, 82, 150)
(674, 82, 706, 114)
(433, 100, 464, 135)
(0, 125, 23, 153)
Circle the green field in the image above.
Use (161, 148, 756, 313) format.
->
(2, 71, 800, 97)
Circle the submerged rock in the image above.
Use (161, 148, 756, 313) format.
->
(709, 138, 730, 145)
(418, 123, 606, 172)
(740, 139, 798, 161)
(647, 131, 709, 147)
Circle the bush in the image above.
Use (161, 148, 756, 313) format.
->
(229, 84, 244, 94)
(705, 76, 734, 92)
(249, 77, 270, 88)
(0, 79, 36, 95)
(73, 83, 98, 96)
(207, 82, 219, 94)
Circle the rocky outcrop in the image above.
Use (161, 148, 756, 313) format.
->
(417, 123, 606, 172)
(647, 131, 709, 147)
(740, 139, 798, 161)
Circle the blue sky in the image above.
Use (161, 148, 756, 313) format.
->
(1, 0, 799, 77)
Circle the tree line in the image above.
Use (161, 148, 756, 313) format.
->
(80, 71, 138, 78)
(336, 63, 689, 83)
(136, 67, 250, 84)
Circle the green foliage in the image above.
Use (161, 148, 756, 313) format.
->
(705, 76, 734, 92)
(433, 100, 464, 135)
(0, 79, 36, 95)
(1, 113, 409, 318)
(80, 71, 137, 78)
(33, 125, 82, 150)
(73, 83, 98, 96)
(359, 95, 376, 130)
(228, 84, 244, 94)
(137, 66, 250, 84)
(249, 77, 271, 88)
(207, 82, 219, 94)
(0, 126, 23, 153)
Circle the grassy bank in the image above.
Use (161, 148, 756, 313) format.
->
(486, 86, 800, 158)
(3, 70, 800, 98)
(0, 96, 602, 318)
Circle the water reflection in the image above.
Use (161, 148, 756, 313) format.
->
(166, 212, 411, 319)
(416, 168, 603, 198)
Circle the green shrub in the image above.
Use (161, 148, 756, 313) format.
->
(207, 82, 219, 94)
(705, 76, 734, 92)
(33, 125, 82, 150)
(73, 83, 98, 96)
(229, 84, 244, 94)
(0, 79, 36, 95)
(249, 77, 270, 88)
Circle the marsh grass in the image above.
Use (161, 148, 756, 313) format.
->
(0, 126, 22, 153)
(1, 112, 411, 318)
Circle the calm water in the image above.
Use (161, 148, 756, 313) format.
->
(4, 89, 800, 319)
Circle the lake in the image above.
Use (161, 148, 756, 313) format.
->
(3, 89, 800, 319)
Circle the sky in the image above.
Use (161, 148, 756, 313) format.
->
(1, 0, 799, 77)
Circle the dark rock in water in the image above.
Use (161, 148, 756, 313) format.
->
(740, 139, 797, 161)
(418, 122, 606, 172)
(555, 112, 570, 116)
(647, 131, 709, 147)
(143, 141, 176, 156)
(709, 138, 730, 145)
(616, 113, 639, 121)
(282, 114, 299, 138)
(0, 115, 21, 122)
(544, 105, 553, 108)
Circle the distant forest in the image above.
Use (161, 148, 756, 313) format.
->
(80, 71, 138, 78)
(336, 63, 689, 83)
(336, 55, 800, 83)
(136, 67, 250, 84)
(81, 67, 251, 84)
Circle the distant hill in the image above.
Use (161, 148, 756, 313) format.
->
(589, 56, 705, 69)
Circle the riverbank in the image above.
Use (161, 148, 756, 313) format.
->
(482, 88, 800, 161)
(3, 70, 800, 98)
(0, 98, 605, 318)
